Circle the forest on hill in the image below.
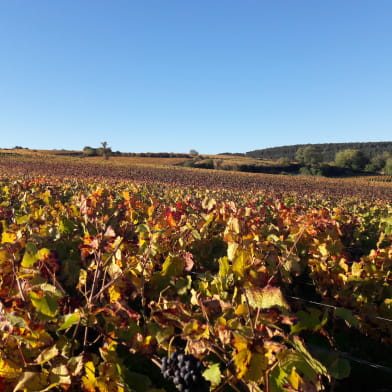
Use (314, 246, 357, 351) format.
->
(246, 142, 392, 161)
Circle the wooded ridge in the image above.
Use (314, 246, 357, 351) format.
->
(246, 142, 392, 161)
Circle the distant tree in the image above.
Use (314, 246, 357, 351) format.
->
(365, 152, 391, 172)
(299, 165, 327, 177)
(295, 146, 323, 165)
(335, 149, 369, 171)
(189, 149, 199, 156)
(277, 157, 290, 165)
(384, 158, 392, 175)
(100, 141, 112, 160)
(294, 147, 305, 163)
(83, 146, 97, 157)
(299, 166, 312, 176)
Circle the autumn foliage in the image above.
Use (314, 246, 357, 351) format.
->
(0, 154, 391, 392)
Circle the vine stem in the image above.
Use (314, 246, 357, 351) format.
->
(41, 263, 66, 296)
(88, 250, 102, 306)
(267, 223, 308, 286)
(140, 246, 152, 328)
(17, 341, 28, 367)
(92, 237, 124, 301)
(8, 246, 33, 321)
(84, 243, 104, 349)
(9, 246, 26, 303)
(242, 288, 256, 339)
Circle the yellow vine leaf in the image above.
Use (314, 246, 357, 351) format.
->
(108, 285, 122, 303)
(227, 242, 238, 261)
(82, 361, 97, 392)
(0, 358, 21, 379)
(245, 286, 290, 311)
(288, 366, 301, 390)
(1, 231, 17, 244)
(233, 348, 251, 379)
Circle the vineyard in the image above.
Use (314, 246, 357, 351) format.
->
(0, 153, 391, 392)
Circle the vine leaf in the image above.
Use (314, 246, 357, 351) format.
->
(50, 364, 72, 388)
(287, 366, 301, 390)
(13, 371, 49, 392)
(202, 363, 222, 385)
(291, 337, 328, 379)
(233, 334, 251, 379)
(245, 286, 289, 311)
(81, 361, 97, 392)
(233, 250, 250, 278)
(227, 242, 238, 261)
(161, 255, 184, 276)
(334, 308, 359, 328)
(234, 348, 251, 379)
(0, 358, 21, 380)
(35, 345, 59, 365)
(1, 230, 17, 244)
(329, 358, 351, 380)
(30, 291, 59, 318)
(21, 243, 38, 267)
(244, 352, 268, 383)
(5, 313, 30, 330)
(291, 308, 328, 334)
(58, 311, 80, 331)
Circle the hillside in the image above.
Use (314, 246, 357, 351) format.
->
(0, 150, 392, 392)
(1, 148, 392, 199)
(246, 141, 392, 161)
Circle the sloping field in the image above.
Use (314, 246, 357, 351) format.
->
(86, 156, 191, 165)
(1, 152, 391, 201)
(0, 151, 391, 392)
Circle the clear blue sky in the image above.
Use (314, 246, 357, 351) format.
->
(1, 1, 391, 154)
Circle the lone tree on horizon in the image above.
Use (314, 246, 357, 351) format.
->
(101, 141, 110, 160)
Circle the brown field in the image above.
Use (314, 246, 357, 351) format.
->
(85, 155, 191, 165)
(1, 149, 391, 201)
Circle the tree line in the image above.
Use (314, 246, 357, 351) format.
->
(247, 142, 392, 161)
(82, 144, 193, 159)
(294, 145, 392, 175)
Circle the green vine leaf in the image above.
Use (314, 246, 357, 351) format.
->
(30, 291, 59, 318)
(202, 363, 222, 385)
(58, 311, 81, 331)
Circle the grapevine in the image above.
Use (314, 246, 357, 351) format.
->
(0, 153, 390, 392)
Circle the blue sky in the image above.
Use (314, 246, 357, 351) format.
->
(1, 1, 391, 154)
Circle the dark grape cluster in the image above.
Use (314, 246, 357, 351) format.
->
(161, 352, 210, 392)
(0, 314, 12, 333)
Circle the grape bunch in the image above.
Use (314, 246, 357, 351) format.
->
(161, 352, 210, 392)
(0, 314, 12, 333)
